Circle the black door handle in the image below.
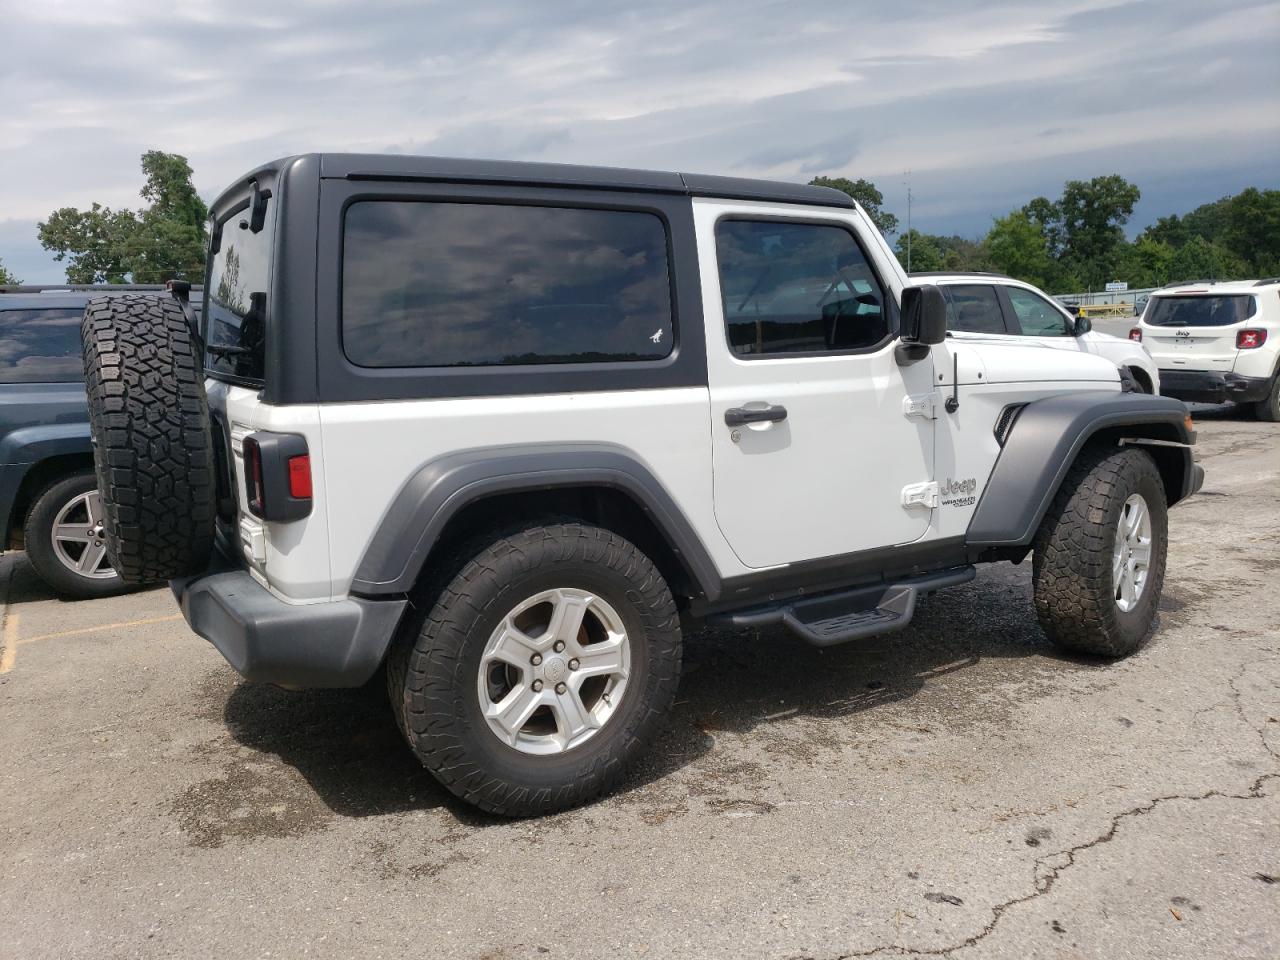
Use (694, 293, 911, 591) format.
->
(725, 404, 788, 427)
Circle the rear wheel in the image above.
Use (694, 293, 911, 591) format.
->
(386, 521, 681, 816)
(1032, 446, 1168, 658)
(23, 471, 126, 599)
(1253, 374, 1280, 422)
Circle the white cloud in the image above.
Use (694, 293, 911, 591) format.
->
(1, 0, 1276, 282)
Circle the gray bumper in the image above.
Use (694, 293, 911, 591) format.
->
(171, 552, 407, 688)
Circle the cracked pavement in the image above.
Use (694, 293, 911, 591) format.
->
(1, 407, 1277, 959)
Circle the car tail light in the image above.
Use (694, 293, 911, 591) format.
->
(244, 436, 266, 516)
(288, 455, 312, 499)
(1129, 328, 1142, 342)
(242, 432, 312, 521)
(1237, 329, 1267, 349)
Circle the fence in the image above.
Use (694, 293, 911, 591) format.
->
(1052, 286, 1157, 317)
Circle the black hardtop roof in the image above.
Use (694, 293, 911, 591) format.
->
(211, 153, 856, 213)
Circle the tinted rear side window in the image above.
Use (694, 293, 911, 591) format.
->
(715, 219, 889, 357)
(205, 196, 274, 384)
(1145, 295, 1256, 327)
(0, 308, 85, 383)
(342, 201, 674, 367)
(943, 285, 1006, 334)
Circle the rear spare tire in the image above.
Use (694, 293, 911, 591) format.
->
(80, 294, 216, 582)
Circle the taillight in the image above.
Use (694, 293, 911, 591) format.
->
(242, 432, 312, 521)
(288, 455, 312, 499)
(1129, 328, 1142, 342)
(244, 436, 266, 516)
(1237, 329, 1267, 349)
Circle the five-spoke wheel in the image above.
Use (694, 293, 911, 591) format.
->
(23, 470, 125, 599)
(51, 490, 114, 581)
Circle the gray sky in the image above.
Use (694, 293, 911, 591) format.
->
(2, 0, 1277, 283)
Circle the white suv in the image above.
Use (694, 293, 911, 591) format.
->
(78, 155, 1202, 816)
(1133, 279, 1280, 420)
(915, 272, 1161, 395)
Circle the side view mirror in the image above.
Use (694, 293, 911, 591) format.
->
(901, 285, 947, 344)
(1074, 316, 1092, 335)
(896, 285, 946, 366)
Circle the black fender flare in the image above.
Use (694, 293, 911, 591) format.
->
(966, 391, 1196, 548)
(349, 442, 722, 600)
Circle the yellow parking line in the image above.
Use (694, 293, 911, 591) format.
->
(19, 614, 183, 645)
(0, 610, 18, 674)
(0, 613, 182, 675)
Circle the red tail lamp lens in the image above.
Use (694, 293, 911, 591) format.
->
(1128, 328, 1142, 342)
(288, 455, 312, 499)
(1237, 329, 1266, 349)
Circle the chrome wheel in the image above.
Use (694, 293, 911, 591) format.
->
(1112, 493, 1152, 612)
(51, 490, 115, 580)
(477, 587, 631, 755)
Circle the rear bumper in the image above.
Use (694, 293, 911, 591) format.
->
(1158, 369, 1271, 404)
(171, 547, 407, 688)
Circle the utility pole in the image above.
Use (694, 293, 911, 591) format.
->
(904, 170, 913, 273)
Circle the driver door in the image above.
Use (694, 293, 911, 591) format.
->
(695, 201, 937, 569)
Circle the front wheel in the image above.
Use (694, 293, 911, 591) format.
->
(1032, 446, 1169, 658)
(23, 471, 127, 599)
(387, 521, 682, 816)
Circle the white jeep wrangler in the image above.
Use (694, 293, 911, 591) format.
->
(79, 155, 1203, 816)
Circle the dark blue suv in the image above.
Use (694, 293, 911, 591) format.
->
(0, 285, 199, 597)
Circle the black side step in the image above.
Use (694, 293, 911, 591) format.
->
(709, 566, 975, 648)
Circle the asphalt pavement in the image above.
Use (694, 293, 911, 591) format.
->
(1, 407, 1276, 960)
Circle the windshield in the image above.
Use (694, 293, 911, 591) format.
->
(204, 197, 274, 382)
(1145, 294, 1256, 327)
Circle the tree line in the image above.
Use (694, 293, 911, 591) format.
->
(813, 175, 1278, 293)
(2, 154, 1274, 296)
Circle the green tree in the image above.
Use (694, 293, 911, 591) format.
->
(1139, 189, 1280, 276)
(1167, 236, 1249, 283)
(986, 211, 1058, 289)
(38, 151, 207, 284)
(1027, 175, 1140, 289)
(37, 202, 137, 283)
(0, 257, 19, 285)
(1180, 196, 1232, 245)
(1022, 195, 1065, 257)
(1220, 187, 1280, 275)
(894, 229, 944, 272)
(1113, 237, 1175, 288)
(808, 176, 899, 234)
(935, 236, 994, 272)
(1140, 214, 1187, 249)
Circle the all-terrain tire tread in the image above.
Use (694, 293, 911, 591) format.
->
(1032, 444, 1168, 658)
(386, 521, 681, 817)
(80, 294, 215, 582)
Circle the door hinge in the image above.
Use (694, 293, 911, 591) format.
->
(902, 393, 936, 420)
(901, 481, 939, 510)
